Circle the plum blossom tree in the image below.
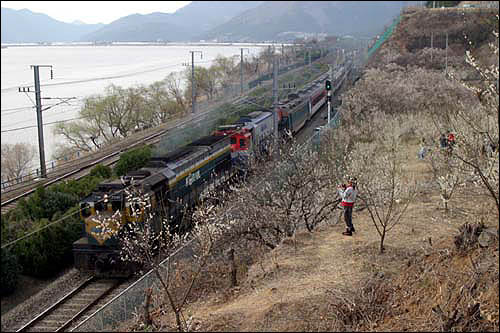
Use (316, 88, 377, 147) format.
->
(446, 17, 499, 217)
(349, 117, 417, 253)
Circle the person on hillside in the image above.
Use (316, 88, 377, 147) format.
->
(418, 137, 428, 160)
(439, 133, 448, 149)
(447, 131, 456, 147)
(337, 177, 358, 236)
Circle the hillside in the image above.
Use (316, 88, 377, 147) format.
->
(115, 6, 498, 332)
(198, 1, 418, 42)
(122, 143, 499, 332)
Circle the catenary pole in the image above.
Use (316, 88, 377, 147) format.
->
(190, 51, 202, 114)
(30, 65, 52, 178)
(272, 54, 279, 139)
(240, 48, 249, 95)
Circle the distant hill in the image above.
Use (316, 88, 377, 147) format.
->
(1, 7, 104, 43)
(198, 1, 419, 42)
(1, 1, 419, 43)
(81, 1, 263, 42)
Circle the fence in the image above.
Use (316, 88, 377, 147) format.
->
(367, 15, 401, 58)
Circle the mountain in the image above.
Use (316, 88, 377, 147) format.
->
(79, 12, 185, 42)
(2, 1, 419, 44)
(81, 1, 263, 42)
(1, 7, 104, 43)
(198, 1, 419, 41)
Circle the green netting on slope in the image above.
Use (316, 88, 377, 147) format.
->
(367, 15, 402, 57)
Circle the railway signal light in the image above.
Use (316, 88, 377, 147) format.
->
(325, 79, 332, 91)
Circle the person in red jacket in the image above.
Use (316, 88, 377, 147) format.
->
(447, 131, 456, 147)
(337, 177, 358, 236)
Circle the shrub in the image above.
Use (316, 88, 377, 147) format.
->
(89, 163, 112, 179)
(1, 248, 21, 295)
(17, 186, 79, 221)
(114, 145, 152, 177)
(13, 207, 82, 278)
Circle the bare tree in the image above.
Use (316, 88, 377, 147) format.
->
(426, 148, 463, 212)
(1, 143, 37, 182)
(350, 118, 417, 253)
(163, 72, 187, 112)
(445, 23, 499, 217)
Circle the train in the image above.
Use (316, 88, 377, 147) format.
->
(73, 61, 352, 274)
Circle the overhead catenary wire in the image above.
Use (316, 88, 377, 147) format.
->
(1, 117, 85, 133)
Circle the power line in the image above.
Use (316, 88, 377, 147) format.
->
(1, 117, 85, 133)
(0, 106, 34, 113)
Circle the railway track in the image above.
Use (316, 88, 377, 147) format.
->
(16, 276, 125, 332)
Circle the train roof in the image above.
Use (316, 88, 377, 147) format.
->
(150, 134, 230, 174)
(188, 134, 228, 147)
(238, 110, 272, 124)
(151, 146, 208, 169)
(96, 179, 125, 192)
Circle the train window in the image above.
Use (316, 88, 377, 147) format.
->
(240, 139, 247, 148)
(80, 203, 91, 218)
(111, 201, 121, 212)
(95, 202, 104, 213)
(231, 137, 237, 144)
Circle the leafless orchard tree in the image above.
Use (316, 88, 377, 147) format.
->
(350, 117, 418, 253)
(425, 148, 464, 212)
(1, 142, 37, 183)
(221, 138, 340, 252)
(444, 22, 499, 217)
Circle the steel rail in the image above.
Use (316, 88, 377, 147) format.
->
(16, 276, 96, 332)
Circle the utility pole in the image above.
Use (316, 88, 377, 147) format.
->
(18, 65, 53, 179)
(329, 65, 334, 124)
(445, 32, 448, 75)
(240, 48, 249, 95)
(189, 51, 202, 114)
(430, 32, 433, 63)
(272, 54, 279, 139)
(268, 45, 273, 75)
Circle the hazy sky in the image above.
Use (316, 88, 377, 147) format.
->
(1, 1, 192, 24)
